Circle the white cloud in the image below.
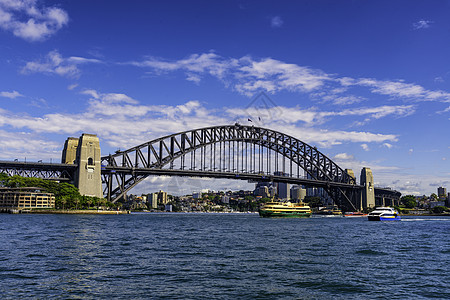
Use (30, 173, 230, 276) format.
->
(326, 149, 449, 196)
(21, 50, 102, 78)
(320, 94, 366, 105)
(67, 83, 78, 90)
(383, 143, 393, 149)
(0, 90, 23, 99)
(131, 52, 235, 81)
(0, 0, 69, 41)
(334, 153, 354, 160)
(413, 19, 432, 30)
(130, 52, 450, 104)
(226, 104, 415, 126)
(67, 56, 102, 64)
(0, 89, 399, 152)
(437, 106, 450, 114)
(0, 129, 60, 160)
(270, 16, 283, 28)
(355, 78, 450, 102)
(361, 144, 369, 151)
(131, 54, 329, 95)
(237, 57, 330, 94)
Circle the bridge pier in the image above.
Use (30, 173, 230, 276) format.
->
(360, 167, 375, 209)
(62, 134, 103, 198)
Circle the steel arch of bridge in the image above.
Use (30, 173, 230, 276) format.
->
(101, 125, 359, 209)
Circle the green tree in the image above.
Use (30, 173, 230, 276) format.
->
(259, 197, 271, 204)
(401, 195, 417, 209)
(304, 196, 322, 208)
(0, 172, 8, 186)
(432, 206, 447, 214)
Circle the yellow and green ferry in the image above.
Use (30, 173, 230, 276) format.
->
(259, 201, 312, 218)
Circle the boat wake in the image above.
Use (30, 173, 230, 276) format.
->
(401, 218, 450, 222)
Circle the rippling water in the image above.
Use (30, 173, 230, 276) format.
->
(1, 213, 449, 299)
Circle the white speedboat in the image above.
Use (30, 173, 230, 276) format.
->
(367, 207, 401, 221)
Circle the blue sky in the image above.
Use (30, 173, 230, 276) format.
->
(0, 0, 449, 196)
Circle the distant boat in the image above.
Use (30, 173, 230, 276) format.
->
(367, 207, 401, 221)
(344, 212, 368, 217)
(259, 201, 312, 218)
(315, 206, 342, 216)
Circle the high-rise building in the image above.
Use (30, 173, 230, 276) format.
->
(254, 186, 269, 198)
(291, 185, 306, 201)
(438, 187, 447, 200)
(158, 190, 168, 204)
(254, 181, 275, 198)
(148, 193, 158, 209)
(274, 171, 290, 200)
(277, 182, 290, 200)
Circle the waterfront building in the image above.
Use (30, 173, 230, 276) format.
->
(438, 187, 447, 201)
(221, 195, 230, 204)
(148, 193, 158, 209)
(254, 186, 269, 198)
(157, 190, 168, 204)
(269, 185, 277, 198)
(277, 182, 290, 199)
(192, 192, 201, 199)
(274, 171, 290, 200)
(0, 187, 55, 212)
(291, 185, 306, 201)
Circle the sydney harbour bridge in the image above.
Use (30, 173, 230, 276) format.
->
(0, 124, 400, 211)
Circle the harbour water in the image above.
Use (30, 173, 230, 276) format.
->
(1, 213, 449, 299)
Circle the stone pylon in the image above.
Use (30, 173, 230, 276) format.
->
(61, 137, 79, 164)
(360, 167, 375, 209)
(62, 134, 103, 198)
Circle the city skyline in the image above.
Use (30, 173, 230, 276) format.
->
(0, 0, 449, 196)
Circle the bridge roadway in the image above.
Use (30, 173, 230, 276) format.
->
(0, 160, 76, 181)
(0, 160, 363, 189)
(0, 160, 400, 207)
(102, 165, 362, 190)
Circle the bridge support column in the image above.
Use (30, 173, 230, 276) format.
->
(63, 134, 103, 198)
(360, 167, 375, 209)
(61, 137, 79, 164)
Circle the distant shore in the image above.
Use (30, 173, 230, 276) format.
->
(7, 209, 130, 214)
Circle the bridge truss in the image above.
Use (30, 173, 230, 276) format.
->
(101, 125, 360, 210)
(0, 161, 76, 181)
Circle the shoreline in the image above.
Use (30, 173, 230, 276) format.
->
(5, 209, 130, 215)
